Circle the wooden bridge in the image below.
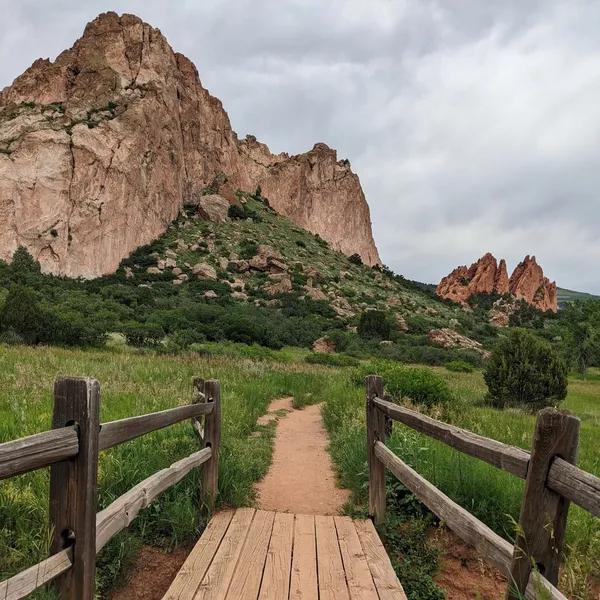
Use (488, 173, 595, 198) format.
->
(163, 508, 404, 600)
(0, 375, 599, 600)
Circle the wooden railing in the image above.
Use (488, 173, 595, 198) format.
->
(0, 376, 221, 600)
(365, 375, 600, 600)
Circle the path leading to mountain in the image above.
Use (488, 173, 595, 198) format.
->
(255, 398, 350, 514)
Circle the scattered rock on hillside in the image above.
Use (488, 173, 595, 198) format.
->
(428, 329, 487, 356)
(265, 275, 292, 296)
(304, 285, 328, 301)
(204, 290, 217, 298)
(313, 337, 335, 353)
(192, 262, 217, 281)
(147, 267, 162, 275)
(249, 245, 285, 272)
(166, 249, 177, 259)
(394, 314, 408, 333)
(229, 259, 249, 273)
(231, 291, 248, 301)
(489, 297, 519, 327)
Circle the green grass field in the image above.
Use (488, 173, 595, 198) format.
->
(0, 344, 336, 597)
(323, 366, 600, 599)
(1, 344, 598, 598)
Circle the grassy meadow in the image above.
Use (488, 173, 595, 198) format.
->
(0, 343, 598, 599)
(0, 344, 332, 597)
(323, 366, 600, 599)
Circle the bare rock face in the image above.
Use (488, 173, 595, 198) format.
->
(437, 253, 557, 313)
(0, 12, 381, 277)
(436, 253, 509, 305)
(508, 255, 557, 313)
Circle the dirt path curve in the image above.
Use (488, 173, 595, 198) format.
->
(255, 398, 350, 514)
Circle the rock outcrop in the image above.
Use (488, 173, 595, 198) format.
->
(436, 253, 509, 305)
(0, 12, 381, 277)
(428, 329, 490, 358)
(437, 253, 557, 313)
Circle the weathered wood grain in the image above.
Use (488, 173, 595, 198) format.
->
(334, 516, 379, 600)
(507, 409, 580, 599)
(289, 514, 318, 600)
(547, 458, 600, 519)
(366, 376, 387, 524)
(0, 548, 73, 600)
(0, 428, 79, 480)
(99, 402, 213, 451)
(201, 380, 221, 511)
(315, 515, 350, 600)
(373, 397, 529, 478)
(96, 447, 212, 552)
(258, 512, 295, 599)
(161, 510, 235, 600)
(354, 519, 407, 600)
(195, 508, 256, 600)
(49, 377, 100, 600)
(374, 441, 514, 573)
(225, 510, 275, 600)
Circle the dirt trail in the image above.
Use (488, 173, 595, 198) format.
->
(255, 397, 350, 514)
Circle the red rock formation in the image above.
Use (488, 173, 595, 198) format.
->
(0, 12, 381, 277)
(508, 255, 557, 312)
(436, 253, 509, 305)
(437, 253, 557, 313)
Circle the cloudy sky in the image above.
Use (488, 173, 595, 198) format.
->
(2, 0, 600, 292)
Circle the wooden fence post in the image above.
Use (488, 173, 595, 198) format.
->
(506, 408, 580, 599)
(49, 377, 101, 600)
(201, 380, 221, 512)
(366, 375, 386, 525)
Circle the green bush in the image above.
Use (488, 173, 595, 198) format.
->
(358, 310, 393, 341)
(484, 328, 568, 412)
(228, 204, 261, 222)
(304, 353, 360, 367)
(355, 361, 453, 407)
(445, 360, 474, 373)
(348, 253, 363, 265)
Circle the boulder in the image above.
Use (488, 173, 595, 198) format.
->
(231, 291, 248, 301)
(229, 259, 249, 273)
(172, 267, 182, 276)
(265, 276, 292, 296)
(428, 329, 488, 356)
(197, 194, 230, 223)
(313, 336, 335, 354)
(146, 266, 162, 275)
(204, 290, 218, 298)
(165, 258, 177, 268)
(304, 285, 328, 301)
(192, 262, 217, 281)
(249, 245, 284, 271)
(165, 249, 177, 259)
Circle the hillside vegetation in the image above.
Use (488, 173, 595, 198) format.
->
(0, 190, 497, 366)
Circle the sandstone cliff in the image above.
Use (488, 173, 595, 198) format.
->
(437, 253, 557, 312)
(508, 255, 557, 313)
(436, 253, 509, 305)
(0, 12, 381, 277)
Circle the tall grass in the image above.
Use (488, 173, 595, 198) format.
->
(0, 345, 329, 596)
(322, 367, 600, 599)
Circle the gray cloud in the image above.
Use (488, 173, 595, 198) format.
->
(2, 0, 600, 292)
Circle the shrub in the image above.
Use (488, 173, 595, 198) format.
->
(348, 253, 363, 265)
(304, 353, 360, 367)
(445, 360, 474, 373)
(228, 204, 261, 222)
(355, 361, 453, 407)
(484, 329, 568, 412)
(358, 311, 393, 341)
(295, 240, 306, 248)
(239, 240, 258, 260)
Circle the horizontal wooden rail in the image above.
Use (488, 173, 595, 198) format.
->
(99, 402, 214, 451)
(548, 458, 600, 519)
(0, 428, 79, 480)
(374, 441, 567, 600)
(373, 397, 600, 519)
(373, 397, 529, 478)
(96, 446, 212, 551)
(0, 548, 73, 600)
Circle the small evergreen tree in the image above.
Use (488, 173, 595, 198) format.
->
(484, 328, 568, 412)
(358, 310, 392, 341)
(348, 253, 363, 266)
(0, 284, 42, 344)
